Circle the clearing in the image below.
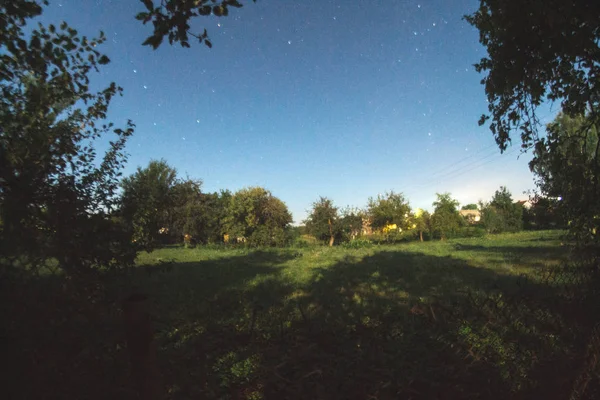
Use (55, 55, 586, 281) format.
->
(131, 230, 577, 399)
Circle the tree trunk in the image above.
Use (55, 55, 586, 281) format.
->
(329, 235, 335, 247)
(419, 230, 423, 242)
(123, 293, 163, 400)
(328, 218, 334, 247)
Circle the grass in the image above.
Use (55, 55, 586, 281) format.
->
(129, 230, 583, 399)
(7, 230, 591, 399)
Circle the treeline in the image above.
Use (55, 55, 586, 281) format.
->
(303, 186, 563, 246)
(119, 160, 293, 248)
(117, 160, 565, 249)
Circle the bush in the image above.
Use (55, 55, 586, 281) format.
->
(183, 233, 197, 248)
(480, 187, 524, 234)
(342, 238, 373, 249)
(455, 226, 487, 238)
(292, 239, 312, 249)
(247, 226, 294, 247)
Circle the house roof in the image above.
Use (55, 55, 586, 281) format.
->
(459, 209, 480, 216)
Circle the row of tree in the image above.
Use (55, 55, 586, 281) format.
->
(119, 160, 293, 248)
(118, 159, 561, 248)
(303, 187, 544, 246)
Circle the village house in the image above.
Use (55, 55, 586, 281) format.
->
(459, 209, 481, 224)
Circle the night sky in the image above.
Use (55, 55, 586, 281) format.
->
(40, 0, 557, 222)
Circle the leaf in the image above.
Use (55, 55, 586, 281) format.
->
(142, 34, 163, 49)
(142, 0, 154, 12)
(135, 12, 149, 21)
(98, 55, 110, 65)
(198, 5, 211, 15)
(213, 5, 224, 16)
(204, 40, 212, 48)
(226, 0, 244, 8)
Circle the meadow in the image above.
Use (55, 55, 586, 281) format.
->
(130, 230, 582, 399)
(9, 230, 591, 399)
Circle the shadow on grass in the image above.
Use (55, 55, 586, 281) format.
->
(4, 246, 592, 399)
(453, 243, 569, 268)
(148, 249, 587, 400)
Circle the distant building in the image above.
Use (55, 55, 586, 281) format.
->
(515, 200, 533, 209)
(460, 209, 481, 224)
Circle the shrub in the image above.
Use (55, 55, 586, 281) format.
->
(456, 226, 487, 238)
(247, 226, 293, 247)
(183, 233, 196, 248)
(342, 239, 373, 249)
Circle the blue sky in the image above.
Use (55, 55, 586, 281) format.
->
(40, 0, 556, 223)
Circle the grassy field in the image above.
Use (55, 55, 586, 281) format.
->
(128, 230, 585, 399)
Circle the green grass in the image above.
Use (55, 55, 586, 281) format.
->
(129, 230, 582, 399)
(8, 230, 592, 399)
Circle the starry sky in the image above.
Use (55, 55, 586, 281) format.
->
(40, 0, 557, 223)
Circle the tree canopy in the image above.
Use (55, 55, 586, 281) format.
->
(480, 186, 523, 233)
(367, 191, 411, 232)
(431, 193, 462, 240)
(0, 0, 135, 275)
(121, 159, 178, 249)
(136, 0, 255, 49)
(465, 0, 600, 151)
(411, 208, 431, 242)
(305, 197, 341, 247)
(224, 187, 293, 247)
(530, 112, 599, 244)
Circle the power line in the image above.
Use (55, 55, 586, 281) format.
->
(405, 146, 519, 194)
(430, 147, 510, 181)
(427, 142, 498, 178)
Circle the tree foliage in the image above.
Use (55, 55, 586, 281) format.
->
(461, 204, 478, 211)
(121, 160, 234, 247)
(339, 207, 366, 242)
(305, 197, 341, 246)
(136, 0, 255, 49)
(172, 189, 231, 245)
(480, 187, 523, 234)
(530, 113, 599, 243)
(367, 191, 411, 232)
(0, 0, 135, 275)
(411, 208, 431, 242)
(523, 195, 564, 231)
(490, 186, 523, 232)
(120, 159, 178, 250)
(431, 193, 462, 240)
(465, 1, 600, 151)
(224, 187, 293, 247)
